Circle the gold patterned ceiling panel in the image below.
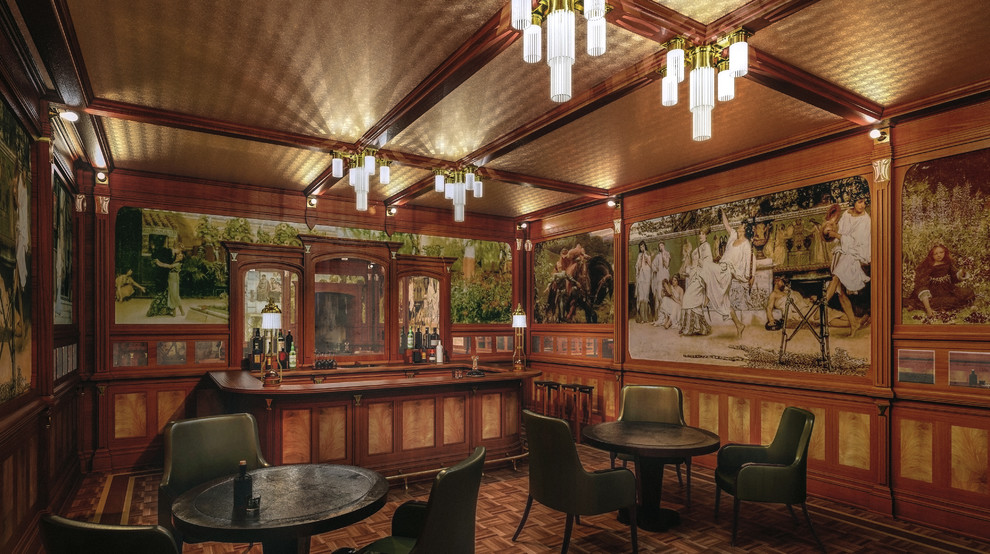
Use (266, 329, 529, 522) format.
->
(751, 0, 990, 107)
(487, 78, 841, 187)
(102, 119, 328, 190)
(68, 0, 504, 141)
(387, 22, 661, 161)
(650, 0, 752, 25)
(407, 177, 582, 218)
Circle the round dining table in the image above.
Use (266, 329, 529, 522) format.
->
(171, 463, 388, 554)
(582, 420, 720, 532)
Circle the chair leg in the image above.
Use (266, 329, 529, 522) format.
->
(575, 515, 581, 525)
(675, 462, 683, 486)
(731, 497, 740, 546)
(628, 502, 639, 554)
(610, 451, 617, 468)
(685, 459, 692, 508)
(802, 503, 826, 553)
(512, 495, 534, 542)
(786, 503, 800, 526)
(714, 486, 721, 520)
(561, 514, 574, 554)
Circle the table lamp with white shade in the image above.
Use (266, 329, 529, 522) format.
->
(261, 300, 282, 387)
(512, 304, 527, 371)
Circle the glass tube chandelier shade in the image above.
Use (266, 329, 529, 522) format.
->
(547, 7, 575, 102)
(517, 0, 605, 102)
(511, 0, 531, 30)
(666, 37, 686, 83)
(433, 167, 482, 221)
(727, 31, 750, 77)
(523, 21, 542, 63)
(717, 60, 735, 102)
(661, 70, 678, 107)
(587, 17, 605, 56)
(378, 161, 390, 184)
(331, 155, 344, 178)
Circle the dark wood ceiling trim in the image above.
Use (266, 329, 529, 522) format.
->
(469, 51, 666, 166)
(302, 167, 343, 198)
(706, 0, 824, 37)
(358, 4, 519, 149)
(520, 195, 606, 222)
(480, 168, 609, 197)
(14, 0, 89, 107)
(747, 48, 884, 125)
(606, 0, 706, 43)
(384, 175, 436, 207)
(86, 98, 353, 153)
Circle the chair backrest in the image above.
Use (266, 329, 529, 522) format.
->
(161, 412, 269, 497)
(40, 513, 179, 554)
(522, 409, 588, 513)
(410, 446, 486, 554)
(617, 385, 685, 425)
(766, 406, 815, 469)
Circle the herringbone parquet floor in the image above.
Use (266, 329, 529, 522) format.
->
(62, 445, 990, 553)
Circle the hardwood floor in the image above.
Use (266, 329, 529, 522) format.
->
(62, 444, 990, 553)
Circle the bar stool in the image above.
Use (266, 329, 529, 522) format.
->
(560, 383, 594, 441)
(533, 380, 560, 417)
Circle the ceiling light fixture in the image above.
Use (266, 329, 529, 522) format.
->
(307, 197, 318, 207)
(343, 148, 390, 212)
(95, 170, 108, 184)
(386, 205, 398, 217)
(661, 29, 750, 141)
(58, 109, 79, 122)
(606, 197, 620, 208)
(434, 166, 483, 222)
(513, 0, 608, 103)
(868, 128, 889, 142)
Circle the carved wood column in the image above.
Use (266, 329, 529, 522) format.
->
(34, 106, 55, 397)
(90, 177, 113, 471)
(870, 125, 893, 509)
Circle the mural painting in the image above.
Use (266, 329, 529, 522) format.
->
(54, 172, 73, 324)
(0, 98, 32, 402)
(900, 148, 990, 325)
(628, 177, 870, 375)
(114, 207, 512, 325)
(533, 230, 615, 324)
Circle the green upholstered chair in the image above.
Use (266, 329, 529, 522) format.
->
(40, 513, 179, 554)
(609, 385, 693, 506)
(158, 412, 269, 548)
(514, 410, 638, 554)
(714, 406, 824, 552)
(340, 446, 486, 554)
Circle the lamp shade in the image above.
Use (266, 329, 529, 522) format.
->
(261, 301, 282, 329)
(512, 304, 527, 328)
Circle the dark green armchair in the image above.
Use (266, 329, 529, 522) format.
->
(40, 513, 179, 554)
(158, 413, 269, 547)
(340, 446, 486, 554)
(610, 385, 693, 506)
(514, 410, 638, 554)
(714, 406, 824, 551)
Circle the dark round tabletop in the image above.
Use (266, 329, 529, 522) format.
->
(171, 464, 388, 545)
(581, 420, 720, 459)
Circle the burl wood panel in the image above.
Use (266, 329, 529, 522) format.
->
(156, 390, 186, 433)
(807, 406, 826, 461)
(506, 391, 519, 434)
(603, 378, 617, 419)
(838, 411, 871, 470)
(682, 393, 692, 426)
(761, 401, 787, 444)
(698, 392, 719, 434)
(951, 426, 988, 494)
(727, 396, 751, 443)
(113, 392, 147, 439)
(401, 398, 436, 450)
(318, 406, 348, 461)
(899, 419, 933, 483)
(281, 409, 312, 464)
(367, 402, 394, 455)
(481, 393, 502, 440)
(443, 397, 466, 445)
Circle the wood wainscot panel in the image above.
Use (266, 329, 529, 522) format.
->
(366, 401, 394, 456)
(838, 411, 871, 470)
(443, 396, 466, 445)
(480, 393, 502, 440)
(505, 390, 519, 437)
(950, 425, 988, 494)
(698, 392, 719, 434)
(899, 418, 933, 483)
(760, 401, 787, 444)
(401, 398, 437, 451)
(806, 406, 826, 462)
(0, 410, 41, 552)
(727, 396, 751, 443)
(113, 392, 147, 439)
(318, 405, 349, 462)
(281, 409, 312, 464)
(156, 390, 186, 434)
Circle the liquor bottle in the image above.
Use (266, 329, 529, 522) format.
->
(415, 327, 423, 350)
(399, 326, 406, 353)
(278, 346, 288, 369)
(233, 460, 252, 516)
(288, 343, 297, 369)
(276, 330, 285, 360)
(407, 328, 415, 349)
(251, 328, 263, 371)
(430, 327, 439, 348)
(284, 330, 293, 356)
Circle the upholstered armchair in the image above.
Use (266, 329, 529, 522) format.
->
(40, 513, 179, 554)
(714, 406, 823, 551)
(610, 384, 693, 506)
(158, 413, 269, 547)
(335, 446, 486, 554)
(514, 410, 638, 554)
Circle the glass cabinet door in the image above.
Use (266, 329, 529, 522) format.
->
(243, 268, 299, 359)
(313, 258, 386, 356)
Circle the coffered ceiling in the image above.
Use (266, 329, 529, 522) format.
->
(9, 0, 990, 223)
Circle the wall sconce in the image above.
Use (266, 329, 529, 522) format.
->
(511, 304, 527, 371)
(868, 128, 889, 143)
(95, 171, 109, 185)
(516, 222, 529, 230)
(307, 197, 318, 207)
(606, 197, 620, 208)
(386, 205, 398, 217)
(56, 108, 79, 122)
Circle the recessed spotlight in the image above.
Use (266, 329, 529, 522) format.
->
(386, 206, 398, 216)
(59, 110, 79, 122)
(606, 197, 620, 208)
(95, 171, 108, 184)
(307, 197, 318, 207)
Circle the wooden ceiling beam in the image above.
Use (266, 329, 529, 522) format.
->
(480, 168, 609, 198)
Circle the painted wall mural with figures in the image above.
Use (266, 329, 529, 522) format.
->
(533, 229, 614, 324)
(628, 177, 871, 376)
(900, 147, 990, 326)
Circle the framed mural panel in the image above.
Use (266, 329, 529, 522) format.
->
(533, 230, 615, 324)
(0, 96, 32, 403)
(53, 171, 73, 324)
(628, 177, 870, 376)
(900, 148, 990, 326)
(948, 351, 990, 389)
(897, 348, 935, 384)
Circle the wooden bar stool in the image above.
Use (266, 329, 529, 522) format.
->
(560, 383, 594, 441)
(533, 380, 560, 417)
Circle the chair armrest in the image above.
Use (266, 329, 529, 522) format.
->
(717, 444, 770, 471)
(735, 462, 806, 503)
(391, 500, 428, 539)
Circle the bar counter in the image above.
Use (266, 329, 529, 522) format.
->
(209, 363, 537, 477)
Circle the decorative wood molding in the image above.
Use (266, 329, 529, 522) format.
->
(872, 158, 891, 186)
(75, 194, 87, 212)
(95, 195, 110, 214)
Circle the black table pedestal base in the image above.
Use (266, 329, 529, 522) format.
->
(619, 506, 680, 532)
